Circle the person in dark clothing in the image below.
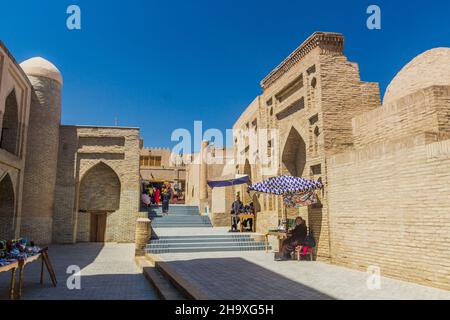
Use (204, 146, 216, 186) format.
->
(276, 217, 307, 261)
(241, 203, 255, 232)
(230, 195, 243, 231)
(161, 188, 172, 215)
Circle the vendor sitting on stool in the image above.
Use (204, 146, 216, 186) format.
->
(276, 217, 307, 261)
(241, 202, 255, 232)
(230, 195, 243, 232)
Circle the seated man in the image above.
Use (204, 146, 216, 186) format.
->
(276, 217, 307, 261)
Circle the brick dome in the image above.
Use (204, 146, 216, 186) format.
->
(383, 48, 450, 105)
(20, 57, 63, 85)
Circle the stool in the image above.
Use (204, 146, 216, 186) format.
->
(295, 246, 314, 261)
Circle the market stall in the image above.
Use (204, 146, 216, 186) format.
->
(247, 175, 323, 252)
(207, 174, 254, 232)
(0, 239, 57, 300)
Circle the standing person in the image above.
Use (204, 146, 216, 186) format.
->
(155, 187, 161, 207)
(173, 189, 178, 204)
(230, 195, 243, 232)
(161, 187, 172, 215)
(149, 187, 154, 205)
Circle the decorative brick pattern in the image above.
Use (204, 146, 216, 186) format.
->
(53, 126, 141, 244)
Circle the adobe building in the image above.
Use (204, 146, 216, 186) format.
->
(139, 147, 186, 196)
(231, 32, 381, 260)
(219, 32, 450, 290)
(185, 144, 235, 222)
(0, 41, 32, 241)
(0, 40, 142, 244)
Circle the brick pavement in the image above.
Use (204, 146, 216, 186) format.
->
(157, 251, 450, 300)
(0, 243, 158, 300)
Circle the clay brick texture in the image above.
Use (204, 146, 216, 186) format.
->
(53, 126, 141, 244)
(227, 32, 450, 290)
(328, 136, 450, 290)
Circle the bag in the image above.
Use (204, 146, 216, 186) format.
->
(303, 230, 316, 248)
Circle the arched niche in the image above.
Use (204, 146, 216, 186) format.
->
(281, 127, 306, 177)
(0, 174, 15, 239)
(1, 90, 19, 155)
(79, 162, 121, 213)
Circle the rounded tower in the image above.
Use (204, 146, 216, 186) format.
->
(19, 57, 63, 245)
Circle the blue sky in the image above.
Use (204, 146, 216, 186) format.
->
(1, 0, 450, 150)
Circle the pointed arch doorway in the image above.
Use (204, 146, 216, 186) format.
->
(79, 162, 121, 242)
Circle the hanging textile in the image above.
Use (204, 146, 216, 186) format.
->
(283, 191, 318, 208)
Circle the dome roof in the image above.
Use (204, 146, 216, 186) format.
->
(383, 48, 450, 105)
(20, 57, 63, 85)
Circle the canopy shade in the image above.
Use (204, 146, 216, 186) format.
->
(207, 174, 250, 188)
(247, 175, 323, 195)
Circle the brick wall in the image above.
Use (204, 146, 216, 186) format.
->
(53, 126, 141, 243)
(21, 76, 61, 245)
(328, 135, 450, 290)
(353, 87, 448, 149)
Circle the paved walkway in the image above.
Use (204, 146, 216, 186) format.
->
(0, 243, 158, 300)
(154, 228, 450, 300)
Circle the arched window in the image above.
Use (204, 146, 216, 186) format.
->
(0, 174, 15, 239)
(1, 90, 19, 155)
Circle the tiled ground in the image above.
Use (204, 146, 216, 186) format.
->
(0, 243, 158, 300)
(153, 227, 450, 300)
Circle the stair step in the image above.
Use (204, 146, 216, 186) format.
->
(156, 234, 253, 239)
(152, 225, 212, 228)
(147, 245, 268, 254)
(151, 217, 208, 220)
(147, 241, 262, 249)
(150, 238, 255, 244)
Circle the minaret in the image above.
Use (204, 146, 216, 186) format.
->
(19, 57, 63, 245)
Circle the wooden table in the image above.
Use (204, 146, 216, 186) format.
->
(0, 261, 19, 300)
(264, 231, 289, 253)
(17, 253, 42, 300)
(1, 253, 48, 300)
(239, 214, 255, 233)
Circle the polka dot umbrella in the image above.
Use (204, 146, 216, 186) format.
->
(247, 175, 323, 232)
(247, 175, 323, 195)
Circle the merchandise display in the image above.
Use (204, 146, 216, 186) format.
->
(0, 238, 41, 268)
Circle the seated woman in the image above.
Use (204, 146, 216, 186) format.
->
(276, 217, 307, 261)
(241, 203, 255, 232)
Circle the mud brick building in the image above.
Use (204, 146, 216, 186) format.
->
(199, 32, 450, 290)
(0, 41, 141, 245)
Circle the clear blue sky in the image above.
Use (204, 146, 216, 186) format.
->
(1, 0, 450, 150)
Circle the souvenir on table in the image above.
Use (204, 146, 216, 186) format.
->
(0, 238, 41, 266)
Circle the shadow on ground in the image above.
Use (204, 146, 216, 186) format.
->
(161, 257, 335, 300)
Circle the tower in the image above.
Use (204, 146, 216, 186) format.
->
(19, 57, 63, 245)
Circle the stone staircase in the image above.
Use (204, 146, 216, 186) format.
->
(146, 204, 269, 254)
(146, 234, 268, 254)
(149, 204, 212, 228)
